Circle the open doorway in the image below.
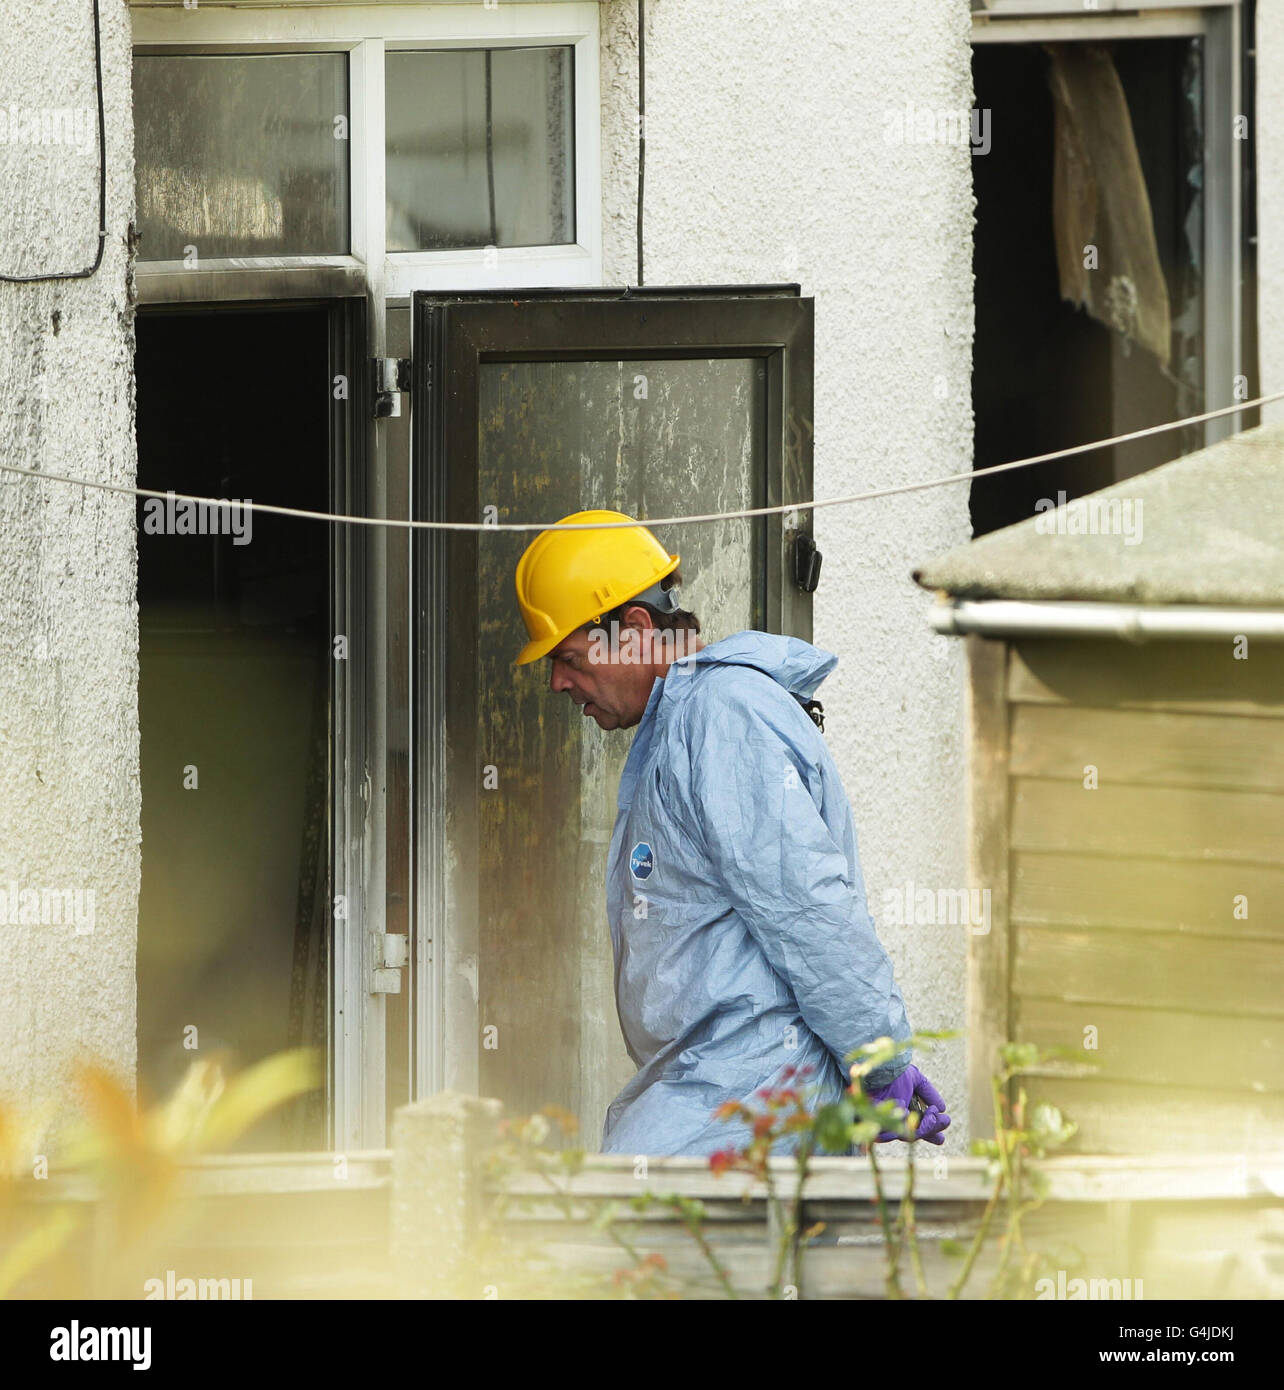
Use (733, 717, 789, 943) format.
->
(971, 37, 1206, 536)
(134, 305, 332, 1150)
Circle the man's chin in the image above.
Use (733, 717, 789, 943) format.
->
(584, 704, 625, 730)
(575, 699, 633, 730)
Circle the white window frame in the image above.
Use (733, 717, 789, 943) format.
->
(972, 0, 1244, 450)
(130, 3, 603, 309)
(130, 2, 601, 1153)
(974, 0, 1216, 19)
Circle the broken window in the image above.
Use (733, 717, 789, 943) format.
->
(971, 34, 1210, 535)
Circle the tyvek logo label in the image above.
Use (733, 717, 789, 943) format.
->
(630, 841, 654, 880)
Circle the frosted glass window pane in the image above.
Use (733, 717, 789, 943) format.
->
(133, 53, 349, 260)
(386, 47, 574, 251)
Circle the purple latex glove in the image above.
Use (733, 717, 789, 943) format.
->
(867, 1065, 950, 1145)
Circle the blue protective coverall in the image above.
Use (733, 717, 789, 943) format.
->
(601, 629, 913, 1156)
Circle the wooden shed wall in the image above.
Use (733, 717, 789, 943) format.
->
(969, 634, 1284, 1155)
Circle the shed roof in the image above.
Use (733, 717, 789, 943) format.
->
(912, 423, 1284, 606)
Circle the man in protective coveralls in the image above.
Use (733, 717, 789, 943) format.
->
(513, 510, 950, 1157)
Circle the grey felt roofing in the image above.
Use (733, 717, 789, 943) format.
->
(911, 423, 1284, 606)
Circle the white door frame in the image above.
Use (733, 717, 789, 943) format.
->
(129, 0, 603, 1150)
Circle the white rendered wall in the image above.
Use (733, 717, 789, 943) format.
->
(600, 0, 975, 1147)
(1259, 4, 1284, 426)
(0, 0, 140, 1112)
(0, 0, 975, 1150)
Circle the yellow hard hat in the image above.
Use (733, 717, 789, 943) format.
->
(513, 510, 680, 666)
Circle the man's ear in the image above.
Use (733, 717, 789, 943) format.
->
(620, 602, 656, 632)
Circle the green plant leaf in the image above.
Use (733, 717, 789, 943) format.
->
(1029, 1102, 1076, 1147)
(1000, 1042, 1040, 1071)
(592, 1200, 623, 1231)
(814, 1099, 857, 1153)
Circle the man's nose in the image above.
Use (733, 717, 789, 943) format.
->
(550, 664, 572, 695)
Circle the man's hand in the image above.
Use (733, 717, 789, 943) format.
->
(867, 1064, 950, 1145)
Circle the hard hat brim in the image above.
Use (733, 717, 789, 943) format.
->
(515, 631, 565, 666)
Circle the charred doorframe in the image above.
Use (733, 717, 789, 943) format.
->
(972, 1, 1248, 449)
(131, 2, 604, 1146)
(327, 299, 378, 1151)
(410, 287, 815, 1101)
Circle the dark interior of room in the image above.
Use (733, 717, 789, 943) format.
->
(134, 306, 331, 1150)
(970, 38, 1204, 537)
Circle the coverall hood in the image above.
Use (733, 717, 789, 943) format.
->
(660, 628, 837, 705)
(601, 629, 912, 1158)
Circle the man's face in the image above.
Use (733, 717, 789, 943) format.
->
(545, 609, 658, 731)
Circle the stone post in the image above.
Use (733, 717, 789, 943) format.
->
(391, 1090, 502, 1298)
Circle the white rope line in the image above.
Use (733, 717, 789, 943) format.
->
(1, 389, 1278, 534)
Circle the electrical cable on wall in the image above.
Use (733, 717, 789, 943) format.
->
(0, 0, 107, 283)
(0, 391, 1276, 534)
(637, 0, 646, 287)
